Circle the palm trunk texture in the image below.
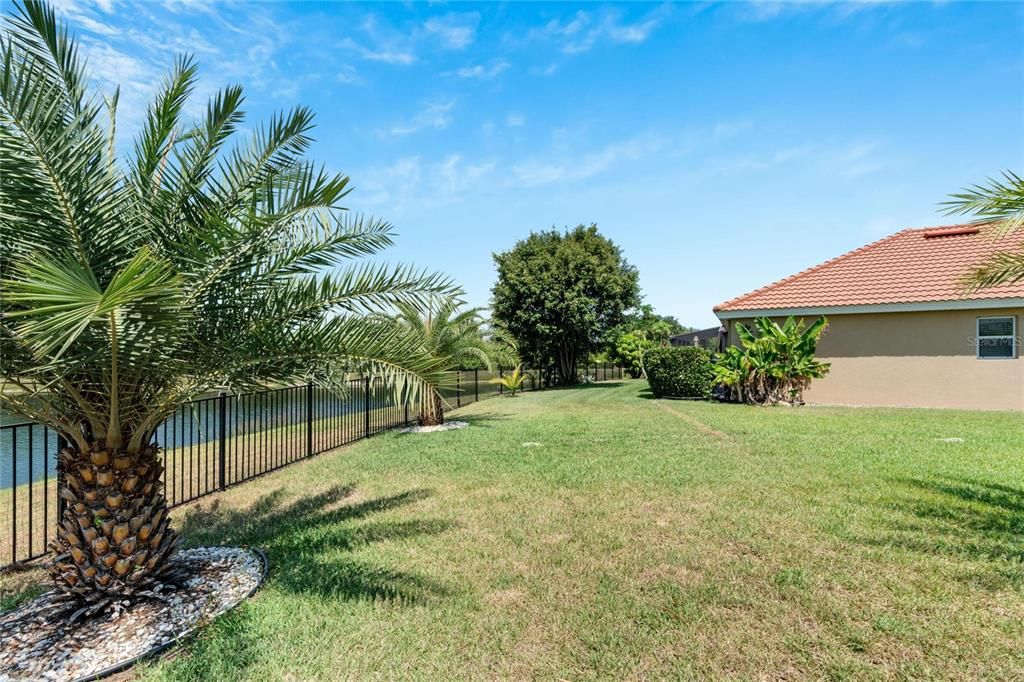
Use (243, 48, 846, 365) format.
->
(50, 442, 180, 618)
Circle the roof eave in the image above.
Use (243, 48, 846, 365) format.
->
(714, 298, 1024, 320)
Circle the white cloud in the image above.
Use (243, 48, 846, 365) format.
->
(832, 140, 886, 178)
(513, 132, 668, 186)
(378, 99, 455, 137)
(438, 154, 496, 194)
(158, 0, 219, 15)
(124, 26, 220, 55)
(505, 112, 525, 127)
(423, 13, 480, 50)
(529, 5, 669, 55)
(452, 61, 510, 80)
(339, 37, 416, 65)
(701, 137, 886, 179)
(48, 0, 119, 35)
(354, 152, 496, 214)
(734, 0, 890, 23)
(708, 145, 812, 173)
(356, 156, 423, 207)
(336, 64, 361, 84)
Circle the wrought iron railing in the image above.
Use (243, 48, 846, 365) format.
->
(0, 364, 625, 568)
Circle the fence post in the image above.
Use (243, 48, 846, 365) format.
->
(364, 376, 371, 436)
(456, 371, 461, 408)
(404, 400, 409, 425)
(306, 383, 314, 456)
(498, 367, 503, 395)
(474, 368, 479, 402)
(218, 393, 227, 490)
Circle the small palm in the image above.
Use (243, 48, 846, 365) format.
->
(394, 300, 501, 424)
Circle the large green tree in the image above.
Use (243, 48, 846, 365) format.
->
(942, 170, 1023, 289)
(491, 224, 640, 384)
(0, 0, 452, 618)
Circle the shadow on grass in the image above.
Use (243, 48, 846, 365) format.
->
(544, 381, 627, 392)
(178, 484, 454, 603)
(863, 477, 1024, 588)
(637, 386, 718, 403)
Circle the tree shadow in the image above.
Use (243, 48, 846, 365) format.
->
(860, 476, 1024, 588)
(636, 386, 717, 402)
(545, 381, 627, 392)
(177, 484, 455, 603)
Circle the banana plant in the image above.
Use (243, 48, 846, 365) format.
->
(713, 316, 830, 405)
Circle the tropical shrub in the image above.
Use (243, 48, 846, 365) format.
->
(605, 303, 688, 362)
(613, 331, 654, 378)
(713, 317, 830, 405)
(644, 346, 714, 399)
(0, 1, 451, 618)
(490, 365, 526, 396)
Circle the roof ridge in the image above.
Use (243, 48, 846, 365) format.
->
(713, 227, 917, 312)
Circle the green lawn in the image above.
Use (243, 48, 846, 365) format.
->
(5, 380, 1023, 679)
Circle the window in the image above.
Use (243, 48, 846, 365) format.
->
(976, 316, 1017, 359)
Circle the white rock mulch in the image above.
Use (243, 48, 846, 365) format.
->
(399, 420, 469, 434)
(0, 546, 265, 682)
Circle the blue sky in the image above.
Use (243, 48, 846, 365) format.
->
(52, 0, 1024, 327)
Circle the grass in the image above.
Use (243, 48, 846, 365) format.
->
(3, 380, 1022, 679)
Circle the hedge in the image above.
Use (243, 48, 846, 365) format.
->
(644, 345, 714, 399)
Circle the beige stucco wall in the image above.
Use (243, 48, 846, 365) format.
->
(722, 307, 1024, 411)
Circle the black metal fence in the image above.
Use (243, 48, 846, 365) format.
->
(0, 364, 625, 568)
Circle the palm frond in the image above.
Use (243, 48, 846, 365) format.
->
(941, 170, 1024, 237)
(960, 250, 1024, 290)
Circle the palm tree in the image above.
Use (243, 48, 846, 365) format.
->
(394, 300, 500, 426)
(942, 170, 1024, 289)
(0, 0, 453, 618)
(489, 365, 526, 397)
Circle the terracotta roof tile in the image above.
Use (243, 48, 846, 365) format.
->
(714, 223, 1024, 312)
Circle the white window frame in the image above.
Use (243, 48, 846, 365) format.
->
(976, 315, 1017, 360)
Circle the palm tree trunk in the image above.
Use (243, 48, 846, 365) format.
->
(50, 441, 180, 617)
(417, 391, 445, 426)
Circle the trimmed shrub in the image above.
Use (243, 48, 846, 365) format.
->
(644, 346, 714, 399)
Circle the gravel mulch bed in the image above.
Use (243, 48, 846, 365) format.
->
(0, 547, 266, 682)
(399, 420, 469, 434)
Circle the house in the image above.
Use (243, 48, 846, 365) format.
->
(669, 326, 725, 350)
(713, 224, 1023, 410)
